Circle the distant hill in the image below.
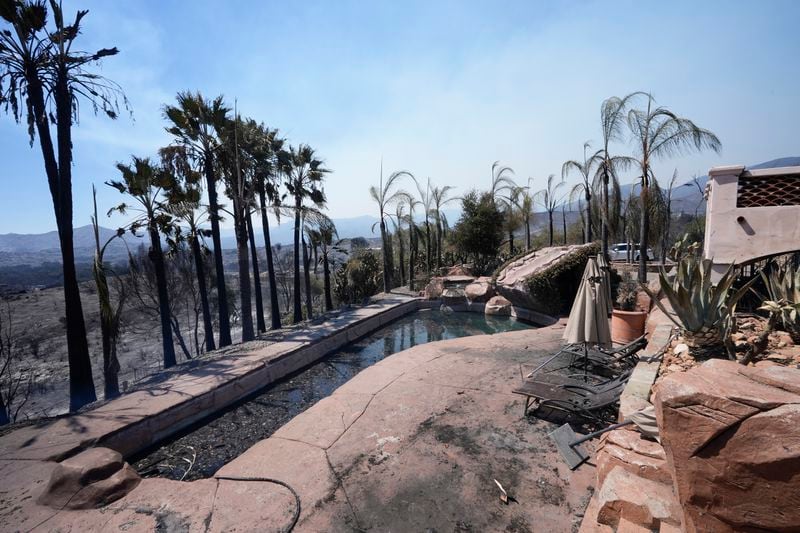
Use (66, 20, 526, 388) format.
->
(0, 225, 148, 264)
(615, 156, 800, 215)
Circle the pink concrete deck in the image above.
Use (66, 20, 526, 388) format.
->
(1, 321, 595, 532)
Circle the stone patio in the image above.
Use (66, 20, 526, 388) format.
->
(1, 321, 597, 532)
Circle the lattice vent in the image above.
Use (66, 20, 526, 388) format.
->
(737, 173, 800, 208)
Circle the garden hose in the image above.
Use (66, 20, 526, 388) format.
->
(214, 475, 301, 533)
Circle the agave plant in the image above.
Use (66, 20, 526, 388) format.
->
(642, 256, 756, 349)
(760, 263, 800, 342)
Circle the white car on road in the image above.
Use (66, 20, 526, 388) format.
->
(608, 243, 654, 261)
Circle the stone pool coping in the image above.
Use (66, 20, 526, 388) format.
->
(0, 294, 420, 462)
(0, 294, 555, 465)
(1, 322, 593, 532)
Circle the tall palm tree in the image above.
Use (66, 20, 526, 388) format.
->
(283, 144, 329, 323)
(517, 181, 536, 251)
(596, 94, 640, 258)
(108, 158, 177, 368)
(391, 201, 408, 287)
(414, 177, 434, 275)
(1, 1, 128, 410)
(626, 93, 721, 281)
(430, 185, 457, 269)
(250, 127, 284, 330)
(163, 92, 233, 347)
(218, 113, 255, 342)
(160, 145, 216, 354)
(490, 162, 517, 254)
(314, 218, 339, 311)
(246, 207, 266, 333)
(370, 164, 412, 291)
(497, 185, 521, 254)
(563, 142, 602, 243)
(403, 193, 423, 290)
(490, 161, 516, 203)
(535, 175, 565, 247)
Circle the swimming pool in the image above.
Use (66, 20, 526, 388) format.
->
(133, 309, 533, 480)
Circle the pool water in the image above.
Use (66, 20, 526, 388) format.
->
(132, 309, 532, 480)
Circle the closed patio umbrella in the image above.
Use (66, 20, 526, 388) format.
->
(526, 257, 611, 379)
(562, 257, 612, 348)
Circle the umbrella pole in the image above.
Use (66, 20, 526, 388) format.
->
(583, 343, 588, 382)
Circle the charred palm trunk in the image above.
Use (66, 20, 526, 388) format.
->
(204, 154, 231, 347)
(323, 250, 333, 311)
(436, 222, 443, 270)
(398, 230, 406, 287)
(235, 205, 255, 342)
(302, 233, 313, 319)
(525, 218, 531, 251)
(292, 195, 303, 323)
(93, 253, 120, 399)
(45, 67, 97, 409)
(148, 226, 176, 368)
(638, 177, 650, 283)
(601, 167, 610, 259)
(548, 211, 555, 247)
(190, 234, 215, 352)
(425, 219, 431, 274)
(561, 209, 567, 245)
(247, 211, 266, 333)
(258, 189, 281, 329)
(584, 188, 593, 243)
(408, 225, 416, 291)
(380, 218, 391, 292)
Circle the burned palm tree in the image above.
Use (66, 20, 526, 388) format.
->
(282, 144, 329, 323)
(163, 92, 233, 347)
(625, 92, 721, 282)
(430, 185, 457, 269)
(535, 175, 565, 247)
(596, 95, 639, 258)
(107, 158, 178, 368)
(160, 145, 217, 354)
(563, 142, 602, 243)
(1, 1, 129, 410)
(369, 164, 412, 292)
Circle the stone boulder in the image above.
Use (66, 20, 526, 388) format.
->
(38, 447, 141, 509)
(441, 288, 467, 307)
(485, 295, 512, 316)
(595, 429, 672, 486)
(494, 244, 597, 315)
(596, 467, 680, 530)
(423, 277, 444, 300)
(464, 277, 494, 303)
(654, 360, 800, 532)
(446, 265, 473, 277)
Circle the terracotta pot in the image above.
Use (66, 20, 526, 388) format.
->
(611, 309, 647, 344)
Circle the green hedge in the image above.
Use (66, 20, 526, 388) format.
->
(526, 243, 600, 315)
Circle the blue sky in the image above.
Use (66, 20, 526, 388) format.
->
(1, 0, 798, 234)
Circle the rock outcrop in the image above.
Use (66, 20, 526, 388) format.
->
(654, 360, 800, 532)
(495, 244, 597, 315)
(484, 295, 512, 316)
(464, 277, 494, 303)
(423, 278, 444, 300)
(38, 447, 141, 510)
(595, 429, 672, 486)
(446, 265, 473, 277)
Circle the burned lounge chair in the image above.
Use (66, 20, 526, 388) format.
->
(526, 335, 647, 380)
(563, 335, 647, 369)
(512, 373, 630, 421)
